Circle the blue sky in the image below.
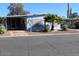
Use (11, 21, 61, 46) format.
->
(0, 3, 79, 17)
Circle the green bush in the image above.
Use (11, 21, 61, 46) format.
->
(75, 22, 79, 29)
(0, 25, 6, 34)
(44, 24, 50, 32)
(61, 22, 68, 31)
(0, 17, 5, 24)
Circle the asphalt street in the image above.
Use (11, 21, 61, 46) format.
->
(0, 35, 79, 56)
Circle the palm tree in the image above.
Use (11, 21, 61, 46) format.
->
(44, 14, 63, 30)
(44, 14, 53, 23)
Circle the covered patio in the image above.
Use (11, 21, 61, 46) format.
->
(4, 15, 27, 30)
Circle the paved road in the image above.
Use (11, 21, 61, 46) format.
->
(0, 35, 79, 56)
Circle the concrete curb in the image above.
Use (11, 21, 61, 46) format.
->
(0, 33, 79, 38)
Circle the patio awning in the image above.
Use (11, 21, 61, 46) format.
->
(1, 14, 46, 18)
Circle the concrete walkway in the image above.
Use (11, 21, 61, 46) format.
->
(9, 30, 29, 36)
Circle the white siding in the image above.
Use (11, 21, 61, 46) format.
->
(27, 16, 45, 32)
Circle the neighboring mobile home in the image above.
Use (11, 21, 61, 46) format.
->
(64, 18, 79, 28)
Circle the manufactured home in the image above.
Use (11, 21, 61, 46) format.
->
(3, 14, 46, 32)
(1, 14, 62, 32)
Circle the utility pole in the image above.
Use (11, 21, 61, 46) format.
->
(67, 3, 70, 18)
(69, 8, 72, 18)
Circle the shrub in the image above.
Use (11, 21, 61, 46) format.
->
(61, 22, 68, 31)
(44, 24, 50, 32)
(0, 25, 6, 34)
(0, 17, 5, 24)
(75, 22, 79, 29)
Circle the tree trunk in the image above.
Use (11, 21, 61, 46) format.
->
(51, 23, 54, 30)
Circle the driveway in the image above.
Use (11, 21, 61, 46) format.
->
(0, 35, 79, 56)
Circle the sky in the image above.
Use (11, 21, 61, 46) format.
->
(0, 3, 79, 17)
